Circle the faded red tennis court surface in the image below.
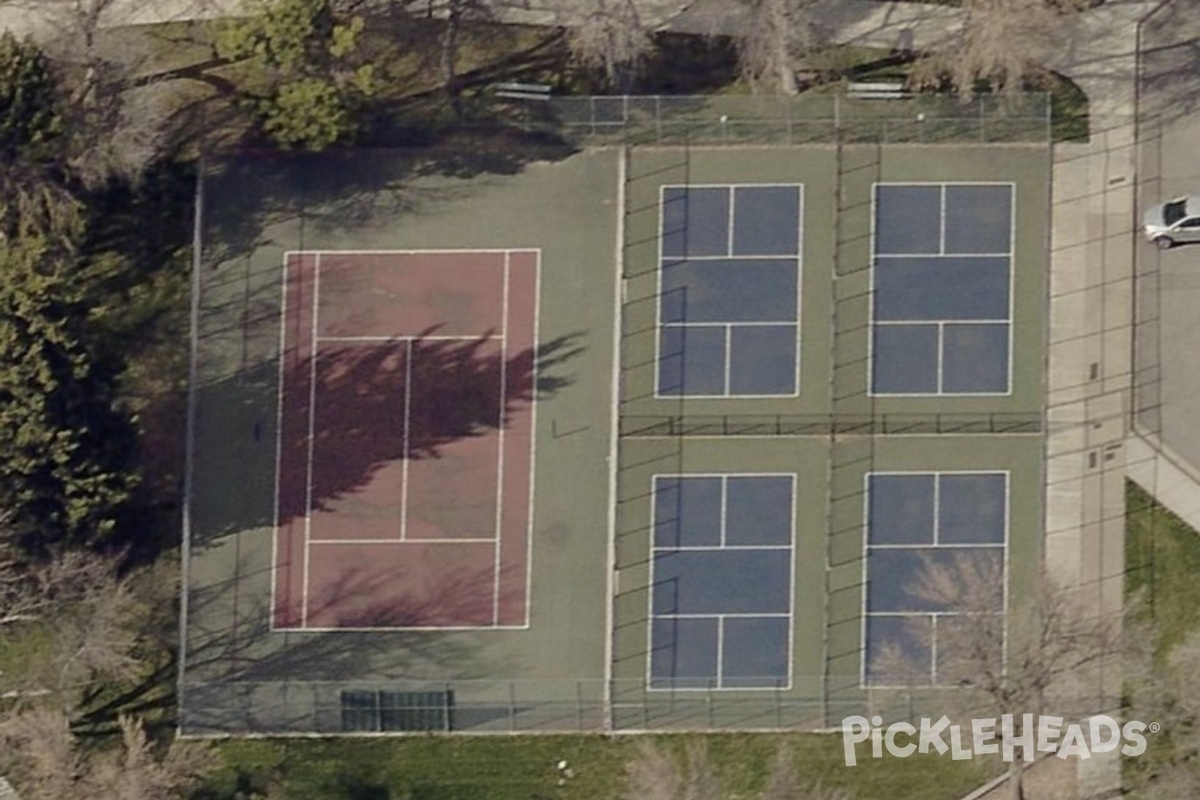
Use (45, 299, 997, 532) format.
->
(273, 250, 539, 629)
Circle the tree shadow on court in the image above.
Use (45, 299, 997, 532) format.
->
(201, 132, 578, 271)
(187, 330, 583, 549)
(177, 551, 532, 734)
(274, 328, 583, 528)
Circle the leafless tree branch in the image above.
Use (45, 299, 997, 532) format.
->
(560, 0, 654, 92)
(737, 0, 821, 95)
(910, 0, 1089, 95)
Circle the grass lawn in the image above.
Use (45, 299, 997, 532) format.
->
(1123, 479, 1200, 796)
(1124, 479, 1200, 652)
(199, 733, 1000, 800)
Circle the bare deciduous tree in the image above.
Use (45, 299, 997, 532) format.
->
(760, 744, 853, 800)
(418, 0, 496, 103)
(0, 544, 144, 706)
(1123, 604, 1200, 796)
(910, 0, 1089, 96)
(561, 0, 654, 92)
(0, 709, 216, 800)
(622, 740, 721, 800)
(0, 545, 210, 799)
(872, 552, 1118, 800)
(737, 0, 820, 95)
(40, 0, 172, 183)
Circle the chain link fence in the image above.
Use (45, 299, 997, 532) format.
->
(505, 93, 1052, 146)
(618, 412, 1043, 438)
(182, 676, 882, 736)
(181, 677, 1120, 737)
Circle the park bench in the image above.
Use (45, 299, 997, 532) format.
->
(494, 82, 552, 101)
(847, 81, 909, 99)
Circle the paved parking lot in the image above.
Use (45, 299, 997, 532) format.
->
(1135, 0, 1200, 468)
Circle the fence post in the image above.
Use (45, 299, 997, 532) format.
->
(643, 683, 650, 729)
(508, 681, 517, 731)
(576, 680, 586, 731)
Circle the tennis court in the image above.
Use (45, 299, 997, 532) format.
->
(273, 250, 539, 630)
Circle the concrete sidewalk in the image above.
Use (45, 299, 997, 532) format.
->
(0, 0, 239, 40)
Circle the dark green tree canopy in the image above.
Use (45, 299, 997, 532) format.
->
(0, 232, 138, 551)
(0, 33, 64, 162)
(216, 0, 376, 150)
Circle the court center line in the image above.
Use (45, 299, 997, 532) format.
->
(726, 186, 735, 257)
(400, 338, 413, 542)
(715, 616, 725, 688)
(723, 325, 733, 396)
(931, 615, 940, 684)
(932, 474, 941, 545)
(940, 185, 947, 255)
(719, 475, 728, 547)
(301, 254, 322, 628)
(492, 252, 511, 626)
(936, 320, 945, 394)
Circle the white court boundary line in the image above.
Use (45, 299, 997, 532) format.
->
(310, 537, 499, 545)
(317, 334, 504, 343)
(300, 254, 322, 626)
(271, 248, 540, 632)
(268, 254, 291, 632)
(858, 469, 1011, 689)
(645, 472, 797, 693)
(491, 253, 511, 625)
(603, 147, 625, 731)
(519, 250, 542, 630)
